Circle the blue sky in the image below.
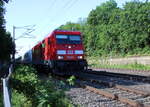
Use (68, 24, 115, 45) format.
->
(4, 0, 143, 57)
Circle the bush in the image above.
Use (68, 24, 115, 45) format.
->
(0, 92, 3, 107)
(11, 65, 72, 107)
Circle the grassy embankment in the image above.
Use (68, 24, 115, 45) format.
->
(88, 56, 150, 71)
(0, 91, 2, 106)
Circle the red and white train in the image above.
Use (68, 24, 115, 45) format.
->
(22, 30, 88, 73)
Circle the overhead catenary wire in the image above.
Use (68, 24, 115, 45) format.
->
(37, 0, 57, 23)
(32, 0, 60, 38)
(15, 25, 36, 40)
(38, 0, 79, 36)
(62, 0, 75, 11)
(57, 0, 80, 22)
(49, 0, 78, 22)
(11, 0, 81, 61)
(25, 0, 80, 45)
(39, 0, 76, 27)
(31, 0, 74, 41)
(64, 0, 80, 12)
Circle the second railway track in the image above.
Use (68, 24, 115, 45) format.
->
(84, 70, 150, 83)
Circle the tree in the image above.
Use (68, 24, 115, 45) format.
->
(58, 0, 150, 56)
(0, 0, 13, 62)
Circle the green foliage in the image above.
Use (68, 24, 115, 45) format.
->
(91, 63, 150, 71)
(0, 1, 13, 61)
(58, 0, 150, 57)
(11, 65, 73, 107)
(0, 92, 3, 107)
(67, 75, 76, 86)
(88, 57, 150, 71)
(12, 90, 32, 107)
(59, 22, 83, 31)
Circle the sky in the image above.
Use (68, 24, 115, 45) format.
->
(4, 0, 144, 57)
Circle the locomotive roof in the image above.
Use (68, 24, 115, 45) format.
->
(32, 30, 81, 49)
(45, 30, 81, 39)
(54, 30, 81, 35)
(32, 42, 42, 49)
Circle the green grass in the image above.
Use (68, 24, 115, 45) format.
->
(88, 57, 150, 71)
(0, 92, 3, 107)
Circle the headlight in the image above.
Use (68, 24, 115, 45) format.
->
(77, 56, 83, 59)
(57, 50, 66, 55)
(75, 50, 83, 54)
(58, 56, 64, 59)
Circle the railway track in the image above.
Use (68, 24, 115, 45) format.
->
(58, 69, 150, 107)
(38, 68, 150, 106)
(92, 68, 150, 76)
(76, 78, 150, 107)
(84, 70, 150, 83)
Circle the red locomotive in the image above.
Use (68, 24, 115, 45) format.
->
(23, 30, 87, 73)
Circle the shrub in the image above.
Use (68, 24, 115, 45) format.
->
(11, 65, 73, 107)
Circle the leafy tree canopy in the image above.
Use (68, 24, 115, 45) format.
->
(0, 0, 13, 62)
(58, 0, 150, 57)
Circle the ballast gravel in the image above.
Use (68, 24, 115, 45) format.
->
(64, 72, 150, 107)
(65, 87, 128, 107)
(127, 84, 150, 93)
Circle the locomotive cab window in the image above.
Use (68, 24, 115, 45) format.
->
(56, 35, 68, 44)
(56, 35, 67, 39)
(69, 35, 81, 44)
(56, 35, 81, 44)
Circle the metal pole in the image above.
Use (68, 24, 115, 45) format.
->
(13, 26, 15, 42)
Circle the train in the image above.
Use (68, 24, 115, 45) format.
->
(21, 30, 88, 74)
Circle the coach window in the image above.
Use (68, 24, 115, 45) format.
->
(42, 43, 45, 48)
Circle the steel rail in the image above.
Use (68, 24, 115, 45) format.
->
(84, 85, 145, 107)
(52, 71, 150, 107)
(77, 80, 150, 107)
(85, 70, 150, 83)
(72, 72, 150, 107)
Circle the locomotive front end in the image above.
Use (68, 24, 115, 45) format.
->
(54, 31, 87, 71)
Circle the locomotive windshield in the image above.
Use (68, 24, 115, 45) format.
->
(56, 35, 81, 44)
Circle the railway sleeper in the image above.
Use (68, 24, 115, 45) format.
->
(75, 76, 150, 107)
(79, 83, 149, 107)
(84, 78, 150, 97)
